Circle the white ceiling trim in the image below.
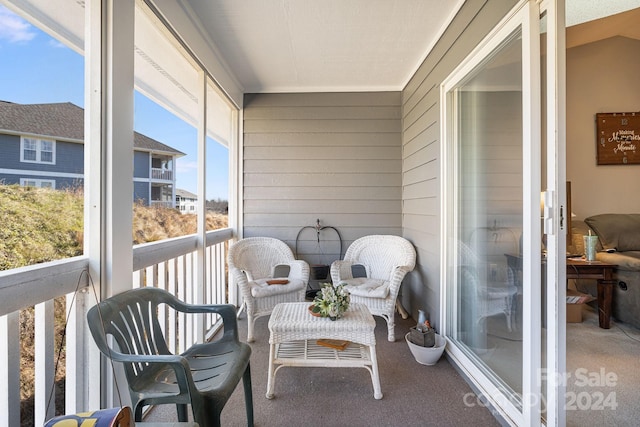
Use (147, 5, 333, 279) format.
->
(401, 0, 466, 90)
(252, 84, 406, 94)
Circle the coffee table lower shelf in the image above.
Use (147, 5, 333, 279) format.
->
(266, 339, 382, 399)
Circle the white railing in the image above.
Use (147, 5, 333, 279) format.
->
(150, 200, 174, 209)
(132, 228, 235, 351)
(151, 168, 173, 181)
(0, 228, 235, 426)
(0, 256, 90, 426)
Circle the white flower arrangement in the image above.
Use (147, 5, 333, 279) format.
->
(311, 282, 350, 320)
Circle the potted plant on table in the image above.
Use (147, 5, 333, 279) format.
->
(309, 282, 350, 320)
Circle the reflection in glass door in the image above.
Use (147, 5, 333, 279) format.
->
(452, 28, 524, 395)
(442, 2, 548, 424)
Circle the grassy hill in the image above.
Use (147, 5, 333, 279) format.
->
(0, 184, 228, 270)
(0, 185, 83, 271)
(0, 184, 228, 424)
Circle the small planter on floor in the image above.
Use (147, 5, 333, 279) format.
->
(406, 332, 446, 365)
(409, 326, 435, 347)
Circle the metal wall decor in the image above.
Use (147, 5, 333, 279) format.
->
(595, 112, 640, 165)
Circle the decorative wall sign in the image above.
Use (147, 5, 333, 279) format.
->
(596, 112, 640, 165)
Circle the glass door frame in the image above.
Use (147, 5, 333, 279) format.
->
(540, 0, 567, 426)
(440, 1, 564, 425)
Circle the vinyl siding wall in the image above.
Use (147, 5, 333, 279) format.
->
(242, 92, 402, 268)
(0, 134, 83, 173)
(400, 0, 518, 324)
(51, 141, 83, 172)
(0, 134, 84, 188)
(134, 151, 150, 178)
(0, 134, 22, 168)
(134, 181, 150, 205)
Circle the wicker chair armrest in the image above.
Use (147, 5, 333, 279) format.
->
(330, 260, 354, 283)
(387, 265, 412, 296)
(230, 266, 252, 296)
(287, 260, 310, 282)
(390, 265, 412, 280)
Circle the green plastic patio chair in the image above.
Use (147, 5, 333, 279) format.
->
(87, 287, 253, 427)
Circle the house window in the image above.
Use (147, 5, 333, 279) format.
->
(21, 137, 56, 164)
(20, 178, 55, 189)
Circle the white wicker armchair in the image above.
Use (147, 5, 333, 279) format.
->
(330, 235, 416, 342)
(228, 237, 310, 342)
(457, 241, 518, 332)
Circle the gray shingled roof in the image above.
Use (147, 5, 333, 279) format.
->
(176, 188, 198, 199)
(0, 101, 184, 156)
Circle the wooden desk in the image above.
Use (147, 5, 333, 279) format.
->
(566, 258, 617, 329)
(504, 254, 618, 329)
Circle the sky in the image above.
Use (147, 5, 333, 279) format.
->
(0, 5, 229, 200)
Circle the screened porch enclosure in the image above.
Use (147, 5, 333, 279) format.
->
(0, 0, 575, 426)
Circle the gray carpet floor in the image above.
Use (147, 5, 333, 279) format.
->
(144, 311, 501, 426)
(566, 305, 640, 427)
(144, 305, 640, 427)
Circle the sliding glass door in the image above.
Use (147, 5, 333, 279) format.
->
(442, 1, 564, 425)
(451, 24, 526, 388)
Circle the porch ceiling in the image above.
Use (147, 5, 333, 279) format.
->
(182, 0, 640, 94)
(566, 6, 640, 49)
(182, 0, 463, 93)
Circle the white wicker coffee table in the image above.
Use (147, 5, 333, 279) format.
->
(266, 302, 382, 400)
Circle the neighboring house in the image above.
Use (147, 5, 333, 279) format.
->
(175, 188, 197, 214)
(0, 101, 184, 207)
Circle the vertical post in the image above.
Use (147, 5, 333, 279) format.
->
(103, 0, 134, 297)
(196, 70, 207, 341)
(83, 0, 104, 412)
(544, 1, 567, 425)
(104, 0, 135, 409)
(65, 288, 89, 415)
(522, 1, 542, 424)
(228, 107, 242, 307)
(86, 0, 135, 410)
(0, 313, 20, 426)
(34, 301, 55, 425)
